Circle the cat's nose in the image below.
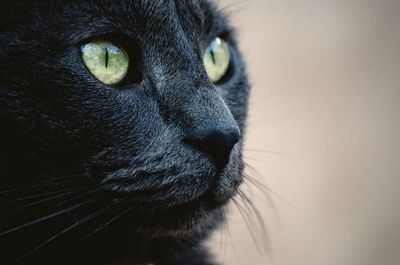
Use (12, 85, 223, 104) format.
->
(186, 126, 240, 172)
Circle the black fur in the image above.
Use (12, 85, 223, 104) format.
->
(0, 1, 250, 264)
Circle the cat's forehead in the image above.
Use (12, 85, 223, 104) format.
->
(2, 0, 229, 43)
(130, 0, 228, 40)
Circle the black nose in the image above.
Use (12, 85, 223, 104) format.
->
(186, 128, 240, 172)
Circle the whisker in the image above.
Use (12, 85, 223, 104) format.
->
(0, 174, 87, 194)
(218, 208, 226, 253)
(220, 0, 249, 16)
(135, 207, 155, 235)
(237, 189, 270, 253)
(0, 185, 91, 203)
(223, 206, 239, 262)
(0, 200, 93, 237)
(243, 173, 278, 213)
(231, 197, 263, 255)
(17, 199, 124, 262)
(242, 156, 262, 163)
(1, 183, 125, 237)
(243, 149, 287, 156)
(244, 162, 292, 207)
(79, 205, 134, 242)
(26, 180, 132, 218)
(0, 188, 89, 215)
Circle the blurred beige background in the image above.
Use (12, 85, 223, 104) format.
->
(209, 0, 400, 264)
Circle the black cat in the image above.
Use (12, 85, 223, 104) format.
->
(0, 1, 250, 264)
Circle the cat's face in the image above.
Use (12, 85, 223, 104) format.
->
(0, 0, 249, 262)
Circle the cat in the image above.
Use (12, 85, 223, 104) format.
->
(0, 0, 250, 264)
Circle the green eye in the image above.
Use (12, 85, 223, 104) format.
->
(81, 40, 129, 85)
(203, 37, 230, 83)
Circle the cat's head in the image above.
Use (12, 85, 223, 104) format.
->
(0, 0, 249, 261)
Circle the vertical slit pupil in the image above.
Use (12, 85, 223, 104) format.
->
(105, 48, 109, 68)
(210, 49, 216, 64)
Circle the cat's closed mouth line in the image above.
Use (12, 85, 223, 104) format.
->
(101, 168, 238, 209)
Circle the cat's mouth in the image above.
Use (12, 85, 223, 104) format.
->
(99, 169, 240, 237)
(101, 166, 239, 208)
(115, 189, 226, 238)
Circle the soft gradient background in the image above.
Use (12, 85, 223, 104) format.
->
(208, 1, 400, 264)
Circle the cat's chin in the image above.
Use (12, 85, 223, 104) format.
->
(122, 198, 224, 239)
(103, 179, 234, 240)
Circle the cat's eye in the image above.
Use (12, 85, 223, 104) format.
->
(203, 37, 230, 83)
(81, 40, 129, 85)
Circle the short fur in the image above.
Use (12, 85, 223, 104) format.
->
(0, 1, 250, 264)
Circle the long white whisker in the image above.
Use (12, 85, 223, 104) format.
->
(17, 200, 123, 262)
(0, 200, 93, 237)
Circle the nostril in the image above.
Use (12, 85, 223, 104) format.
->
(206, 131, 240, 149)
(185, 129, 240, 172)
